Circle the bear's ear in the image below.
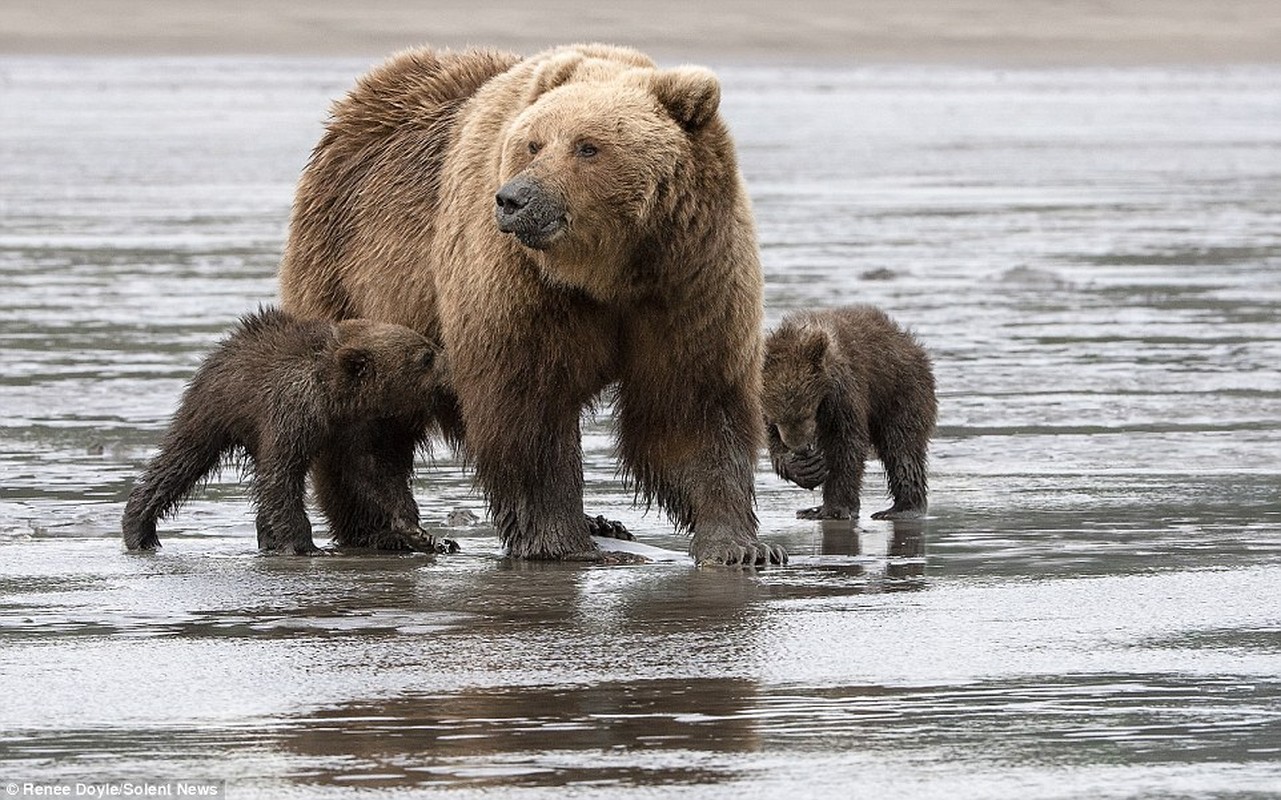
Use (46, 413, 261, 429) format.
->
(800, 328, 829, 369)
(651, 66, 721, 131)
(527, 52, 584, 102)
(337, 346, 374, 384)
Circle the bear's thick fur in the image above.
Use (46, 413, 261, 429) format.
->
(280, 44, 783, 565)
(122, 307, 449, 554)
(763, 305, 936, 521)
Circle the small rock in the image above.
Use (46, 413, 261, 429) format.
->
(446, 508, 481, 527)
(860, 267, 897, 281)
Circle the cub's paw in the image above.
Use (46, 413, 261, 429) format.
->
(122, 518, 161, 551)
(391, 527, 448, 556)
(797, 505, 853, 521)
(585, 514, 633, 541)
(263, 540, 329, 556)
(870, 504, 927, 521)
(776, 450, 828, 490)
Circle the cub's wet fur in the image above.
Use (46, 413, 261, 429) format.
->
(763, 305, 936, 521)
(121, 306, 450, 554)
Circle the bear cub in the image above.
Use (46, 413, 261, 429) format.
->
(763, 305, 936, 521)
(122, 306, 450, 554)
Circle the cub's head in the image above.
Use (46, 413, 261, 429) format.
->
(762, 323, 831, 454)
(332, 320, 448, 421)
(494, 49, 722, 292)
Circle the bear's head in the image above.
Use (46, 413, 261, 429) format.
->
(494, 51, 723, 296)
(332, 319, 448, 422)
(762, 324, 832, 454)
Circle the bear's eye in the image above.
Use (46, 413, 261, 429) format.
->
(575, 142, 598, 158)
(419, 350, 435, 370)
(527, 141, 542, 155)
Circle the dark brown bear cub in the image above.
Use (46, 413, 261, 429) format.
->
(763, 305, 936, 521)
(122, 306, 448, 554)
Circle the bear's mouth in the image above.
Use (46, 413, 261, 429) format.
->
(511, 216, 567, 250)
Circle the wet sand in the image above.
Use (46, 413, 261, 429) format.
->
(1, 0, 1279, 65)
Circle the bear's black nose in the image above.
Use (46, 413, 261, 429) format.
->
(494, 176, 567, 249)
(495, 179, 535, 216)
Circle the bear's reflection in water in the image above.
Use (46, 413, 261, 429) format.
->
(277, 565, 771, 789)
(279, 678, 764, 789)
(813, 518, 927, 584)
(269, 530, 922, 790)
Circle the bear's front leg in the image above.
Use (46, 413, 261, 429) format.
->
(483, 428, 598, 560)
(252, 442, 324, 555)
(313, 419, 434, 551)
(465, 382, 598, 559)
(797, 418, 868, 522)
(441, 288, 618, 560)
(617, 376, 787, 568)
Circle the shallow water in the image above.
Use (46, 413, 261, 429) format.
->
(1, 58, 1280, 798)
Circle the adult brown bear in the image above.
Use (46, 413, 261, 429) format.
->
(280, 44, 784, 565)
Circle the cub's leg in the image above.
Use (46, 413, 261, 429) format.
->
(312, 420, 441, 552)
(871, 449, 929, 520)
(122, 427, 230, 550)
(252, 439, 322, 555)
(797, 416, 869, 522)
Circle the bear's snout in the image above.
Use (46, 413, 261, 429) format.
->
(495, 176, 567, 250)
(775, 421, 818, 455)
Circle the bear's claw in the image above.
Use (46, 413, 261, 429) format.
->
(396, 528, 460, 555)
(585, 514, 633, 541)
(691, 538, 788, 568)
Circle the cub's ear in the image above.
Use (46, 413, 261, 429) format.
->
(337, 346, 373, 383)
(651, 66, 721, 131)
(801, 328, 829, 369)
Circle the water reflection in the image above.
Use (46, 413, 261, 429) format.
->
(281, 679, 764, 789)
(885, 520, 925, 582)
(818, 520, 860, 556)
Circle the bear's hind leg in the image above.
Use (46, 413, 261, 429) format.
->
(122, 432, 229, 551)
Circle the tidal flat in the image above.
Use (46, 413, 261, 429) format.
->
(1, 59, 1279, 798)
